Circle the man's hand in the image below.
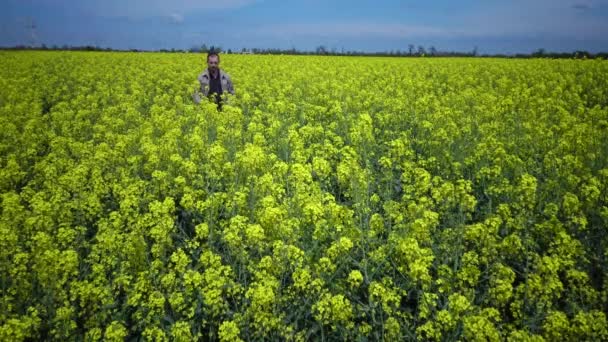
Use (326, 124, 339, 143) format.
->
(192, 90, 202, 104)
(226, 78, 235, 95)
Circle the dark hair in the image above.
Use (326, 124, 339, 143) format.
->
(207, 52, 220, 62)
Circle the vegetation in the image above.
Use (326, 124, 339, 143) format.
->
(1, 51, 607, 340)
(2, 44, 607, 59)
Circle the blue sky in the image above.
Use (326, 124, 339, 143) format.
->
(2, 0, 608, 54)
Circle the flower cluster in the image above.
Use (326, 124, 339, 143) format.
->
(1, 51, 607, 340)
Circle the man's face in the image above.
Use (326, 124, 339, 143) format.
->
(207, 55, 219, 73)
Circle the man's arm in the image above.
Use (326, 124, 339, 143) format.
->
(226, 76, 235, 95)
(192, 88, 202, 104)
(193, 73, 209, 104)
(198, 73, 210, 96)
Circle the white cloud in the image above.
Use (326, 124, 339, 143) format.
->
(570, 0, 608, 9)
(251, 10, 608, 47)
(249, 0, 606, 42)
(82, 0, 258, 19)
(168, 13, 184, 24)
(456, 0, 608, 39)
(255, 22, 457, 39)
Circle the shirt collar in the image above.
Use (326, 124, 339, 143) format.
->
(205, 68, 222, 79)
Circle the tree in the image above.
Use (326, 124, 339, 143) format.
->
(533, 48, 546, 57)
(417, 45, 426, 56)
(408, 44, 415, 56)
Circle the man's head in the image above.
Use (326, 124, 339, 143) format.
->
(207, 52, 220, 74)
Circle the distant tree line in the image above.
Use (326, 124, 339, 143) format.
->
(1, 43, 607, 59)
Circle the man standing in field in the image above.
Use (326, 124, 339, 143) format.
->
(193, 52, 235, 109)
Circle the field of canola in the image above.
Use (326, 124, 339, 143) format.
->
(1, 51, 608, 341)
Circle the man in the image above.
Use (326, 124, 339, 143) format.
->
(193, 52, 235, 109)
